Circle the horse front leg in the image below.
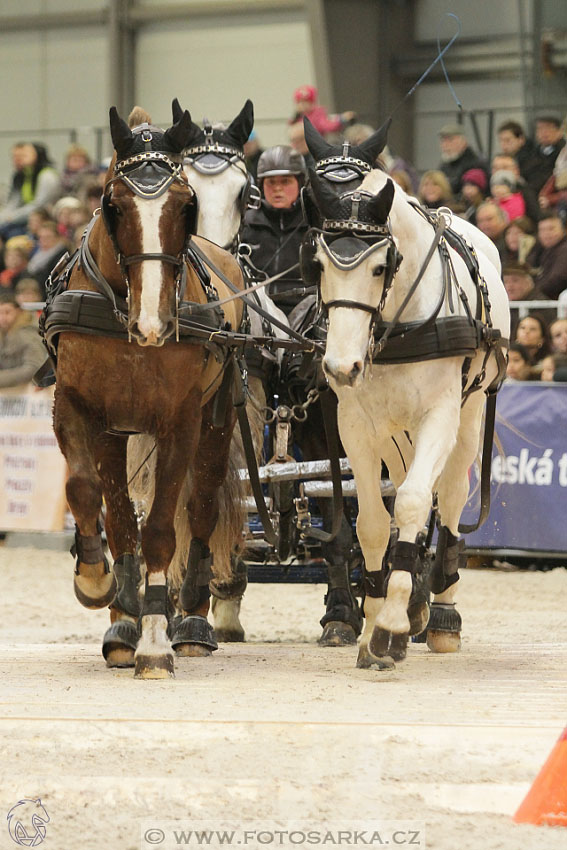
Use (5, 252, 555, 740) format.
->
(427, 394, 485, 653)
(53, 388, 117, 610)
(336, 403, 393, 669)
(172, 396, 240, 658)
(135, 407, 202, 679)
(94, 432, 141, 668)
(376, 394, 461, 646)
(296, 396, 361, 647)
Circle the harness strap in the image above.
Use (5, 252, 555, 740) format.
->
(188, 239, 322, 351)
(79, 217, 128, 323)
(458, 389, 497, 534)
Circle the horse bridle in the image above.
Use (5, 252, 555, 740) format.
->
(101, 140, 199, 315)
(183, 126, 261, 228)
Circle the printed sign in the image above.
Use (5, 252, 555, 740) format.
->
(0, 387, 67, 531)
(463, 383, 567, 552)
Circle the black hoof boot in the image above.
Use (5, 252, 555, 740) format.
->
(171, 615, 218, 656)
(102, 620, 138, 668)
(426, 603, 462, 653)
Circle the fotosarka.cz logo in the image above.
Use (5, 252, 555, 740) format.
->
(140, 820, 426, 848)
(6, 798, 50, 847)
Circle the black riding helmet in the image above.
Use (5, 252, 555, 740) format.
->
(257, 145, 307, 188)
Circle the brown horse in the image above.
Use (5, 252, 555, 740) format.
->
(50, 104, 245, 678)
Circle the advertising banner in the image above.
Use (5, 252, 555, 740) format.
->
(463, 383, 567, 552)
(0, 387, 67, 532)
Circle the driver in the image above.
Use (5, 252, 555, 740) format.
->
(240, 145, 309, 314)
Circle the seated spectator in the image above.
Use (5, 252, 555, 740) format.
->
(289, 85, 355, 138)
(514, 313, 553, 371)
(84, 183, 103, 217)
(460, 168, 488, 224)
(243, 130, 264, 182)
(391, 169, 414, 194)
(287, 121, 313, 167)
(502, 217, 536, 265)
(538, 142, 567, 223)
(418, 170, 455, 210)
(491, 152, 540, 223)
(53, 196, 89, 241)
(539, 352, 567, 382)
(526, 213, 567, 299)
(437, 123, 488, 198)
(26, 207, 55, 254)
(506, 342, 534, 381)
(25, 221, 69, 297)
(60, 144, 98, 197)
(475, 201, 509, 260)
(533, 113, 566, 193)
(0, 292, 46, 388)
(502, 261, 554, 336)
(0, 143, 61, 239)
(14, 277, 43, 308)
(497, 119, 543, 195)
(490, 170, 526, 221)
(550, 317, 567, 355)
(0, 235, 34, 292)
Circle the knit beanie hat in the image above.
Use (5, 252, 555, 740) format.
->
(461, 168, 487, 191)
(491, 169, 517, 191)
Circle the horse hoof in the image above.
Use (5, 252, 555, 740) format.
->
(318, 621, 358, 646)
(102, 620, 138, 668)
(74, 560, 117, 610)
(427, 629, 461, 653)
(369, 626, 391, 658)
(171, 615, 218, 654)
(389, 632, 408, 662)
(175, 644, 213, 657)
(134, 652, 175, 679)
(214, 627, 245, 643)
(356, 644, 395, 670)
(408, 600, 430, 636)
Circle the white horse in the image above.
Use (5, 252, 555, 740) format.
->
(305, 168, 510, 669)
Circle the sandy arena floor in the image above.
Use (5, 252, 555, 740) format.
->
(0, 544, 566, 850)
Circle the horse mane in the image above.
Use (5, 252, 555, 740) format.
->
(128, 106, 152, 128)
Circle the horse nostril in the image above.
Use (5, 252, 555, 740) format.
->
(350, 361, 363, 380)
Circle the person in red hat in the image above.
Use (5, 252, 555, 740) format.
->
(290, 84, 356, 137)
(460, 167, 488, 224)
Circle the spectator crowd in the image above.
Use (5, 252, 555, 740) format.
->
(1, 87, 567, 389)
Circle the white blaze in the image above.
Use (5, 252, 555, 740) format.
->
(133, 194, 168, 339)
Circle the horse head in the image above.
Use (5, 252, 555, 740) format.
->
(104, 104, 198, 346)
(173, 98, 258, 248)
(306, 169, 399, 387)
(301, 116, 392, 228)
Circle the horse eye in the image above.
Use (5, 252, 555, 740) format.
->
(372, 264, 385, 277)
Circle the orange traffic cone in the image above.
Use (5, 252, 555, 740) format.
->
(513, 726, 567, 826)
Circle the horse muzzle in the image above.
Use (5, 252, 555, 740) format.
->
(128, 318, 175, 347)
(323, 355, 364, 388)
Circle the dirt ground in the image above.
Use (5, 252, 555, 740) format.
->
(0, 543, 566, 850)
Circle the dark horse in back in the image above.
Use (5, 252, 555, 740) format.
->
(47, 104, 245, 678)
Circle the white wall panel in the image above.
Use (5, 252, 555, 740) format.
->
(135, 13, 314, 148)
(416, 0, 532, 40)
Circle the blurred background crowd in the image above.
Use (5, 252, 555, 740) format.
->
(1, 83, 567, 389)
